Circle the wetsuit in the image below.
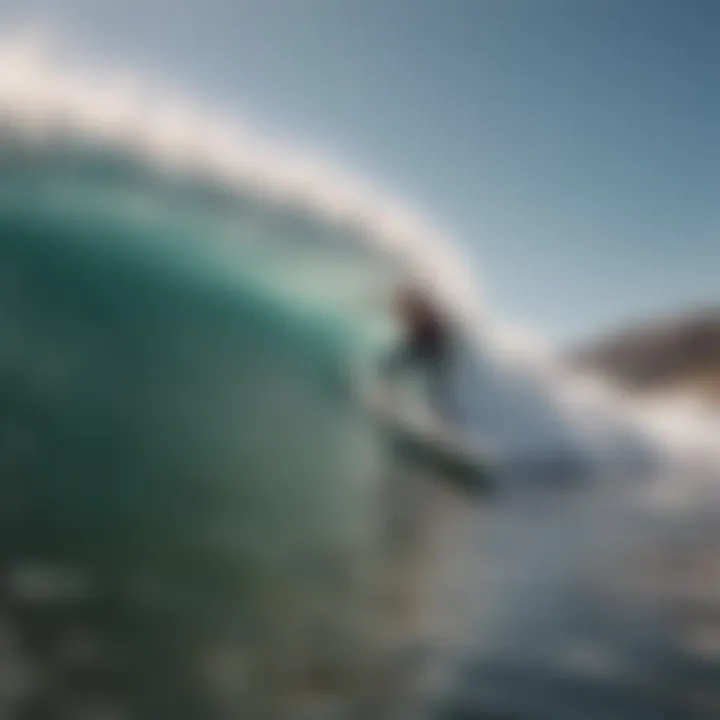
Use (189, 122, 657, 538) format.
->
(385, 291, 454, 421)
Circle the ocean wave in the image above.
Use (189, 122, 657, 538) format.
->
(0, 26, 719, 720)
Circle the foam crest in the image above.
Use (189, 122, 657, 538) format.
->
(0, 27, 479, 318)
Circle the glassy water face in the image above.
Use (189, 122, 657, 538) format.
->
(0, 160, 460, 719)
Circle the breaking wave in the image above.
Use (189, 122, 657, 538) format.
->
(0, 28, 718, 720)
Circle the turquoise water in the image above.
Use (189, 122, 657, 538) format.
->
(0, 138, 436, 718)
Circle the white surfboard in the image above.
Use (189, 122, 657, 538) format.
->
(366, 392, 496, 494)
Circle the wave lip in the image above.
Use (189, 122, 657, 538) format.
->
(0, 27, 480, 318)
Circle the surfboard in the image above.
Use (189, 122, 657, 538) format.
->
(370, 402, 496, 494)
(388, 419, 493, 493)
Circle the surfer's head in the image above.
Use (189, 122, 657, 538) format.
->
(394, 277, 446, 331)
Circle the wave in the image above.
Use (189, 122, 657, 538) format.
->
(0, 27, 719, 720)
(2, 28, 718, 468)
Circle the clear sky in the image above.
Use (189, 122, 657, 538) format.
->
(1, 0, 719, 344)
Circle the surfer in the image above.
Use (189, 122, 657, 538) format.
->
(384, 281, 456, 423)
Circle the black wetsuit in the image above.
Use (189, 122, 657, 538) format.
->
(385, 299, 454, 420)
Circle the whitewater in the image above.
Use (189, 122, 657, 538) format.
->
(0, 31, 718, 720)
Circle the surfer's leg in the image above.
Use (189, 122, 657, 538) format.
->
(425, 350, 455, 424)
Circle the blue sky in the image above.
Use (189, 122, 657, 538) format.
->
(2, 0, 719, 344)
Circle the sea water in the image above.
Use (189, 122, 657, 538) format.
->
(0, 40, 719, 720)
